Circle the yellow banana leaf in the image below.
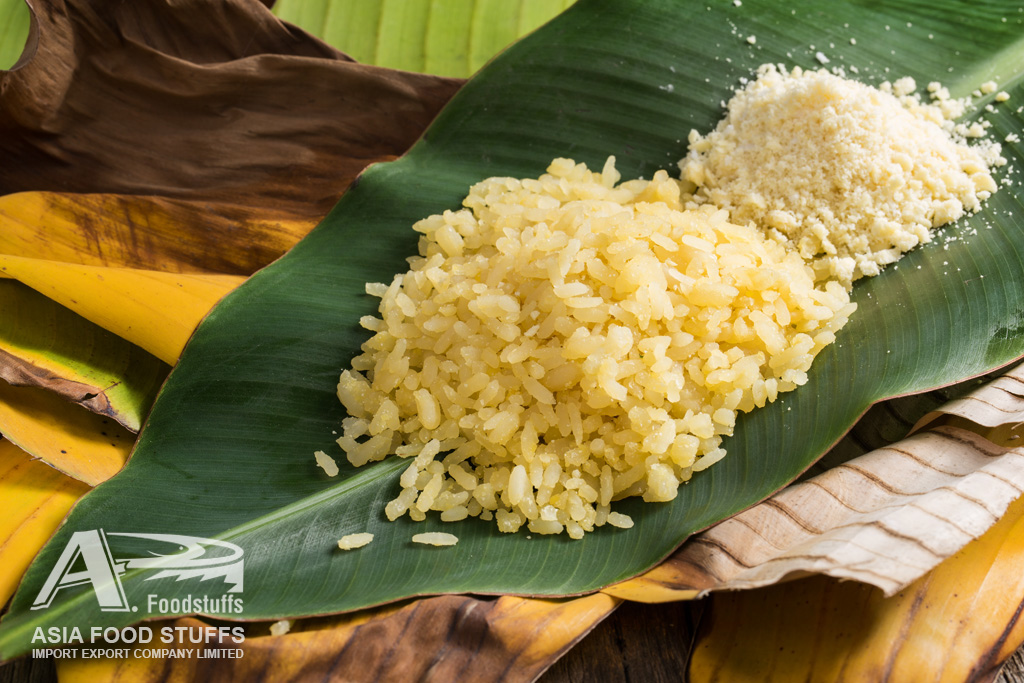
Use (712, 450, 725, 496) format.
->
(56, 593, 618, 682)
(0, 439, 89, 607)
(689, 491, 1024, 682)
(0, 255, 245, 365)
(0, 381, 134, 485)
(0, 280, 167, 432)
(0, 192, 315, 275)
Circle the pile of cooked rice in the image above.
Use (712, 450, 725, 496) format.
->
(324, 63, 1008, 541)
(332, 157, 855, 538)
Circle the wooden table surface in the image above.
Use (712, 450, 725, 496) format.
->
(543, 598, 1024, 682)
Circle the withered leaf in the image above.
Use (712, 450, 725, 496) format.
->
(689, 492, 1024, 683)
(917, 361, 1024, 431)
(607, 426, 1024, 601)
(55, 594, 618, 683)
(0, 0, 463, 220)
(0, 191, 319, 275)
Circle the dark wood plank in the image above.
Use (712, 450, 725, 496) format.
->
(541, 599, 1022, 683)
(1000, 647, 1024, 683)
(540, 600, 701, 683)
(0, 655, 55, 683)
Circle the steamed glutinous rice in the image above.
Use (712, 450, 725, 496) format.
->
(324, 62, 1008, 539)
(332, 157, 854, 538)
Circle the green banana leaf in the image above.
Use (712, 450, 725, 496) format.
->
(0, 0, 31, 71)
(3, 0, 1024, 658)
(271, 0, 575, 77)
(0, 281, 168, 433)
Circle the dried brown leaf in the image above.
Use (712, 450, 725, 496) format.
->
(917, 362, 1024, 431)
(689, 491, 1024, 682)
(0, 0, 462, 220)
(55, 594, 618, 683)
(607, 426, 1024, 601)
(0, 347, 130, 424)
